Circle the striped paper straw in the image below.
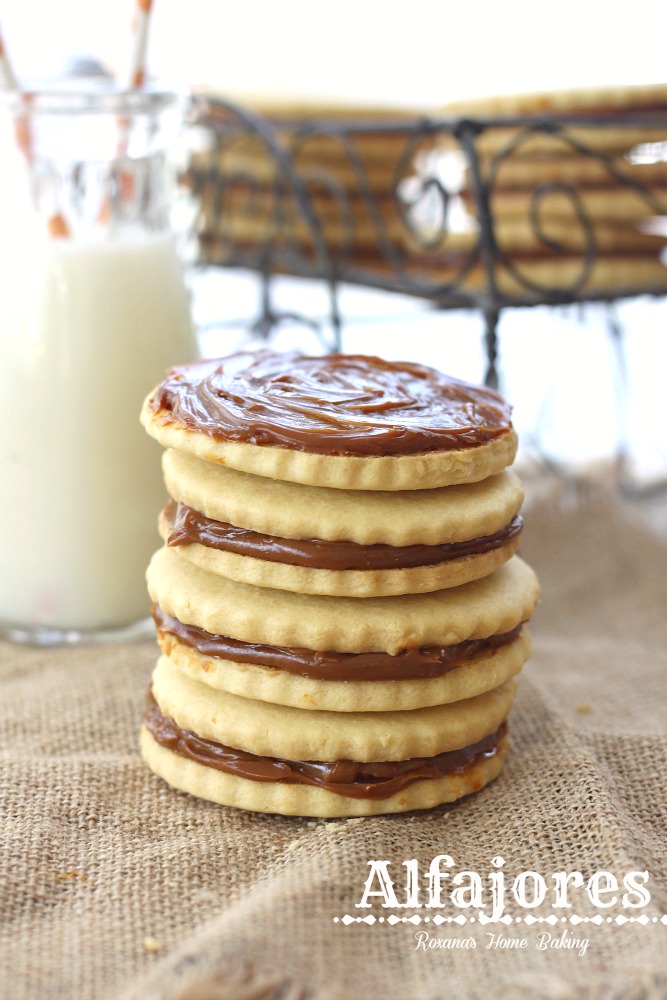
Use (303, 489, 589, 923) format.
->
(114, 0, 155, 156)
(0, 22, 19, 91)
(127, 0, 154, 90)
(0, 23, 32, 164)
(0, 21, 69, 236)
(103, 0, 155, 221)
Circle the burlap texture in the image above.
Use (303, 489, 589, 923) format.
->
(1, 474, 666, 1000)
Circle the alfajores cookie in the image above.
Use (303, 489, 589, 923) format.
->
(141, 351, 518, 491)
(152, 604, 531, 713)
(157, 449, 525, 596)
(146, 546, 539, 711)
(141, 655, 516, 817)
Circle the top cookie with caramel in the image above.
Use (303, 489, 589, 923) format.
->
(141, 351, 517, 490)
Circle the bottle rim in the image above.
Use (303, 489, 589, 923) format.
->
(0, 88, 184, 118)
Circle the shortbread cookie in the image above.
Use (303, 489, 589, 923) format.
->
(162, 451, 524, 545)
(439, 83, 667, 159)
(195, 165, 410, 250)
(472, 185, 667, 223)
(158, 452, 524, 595)
(351, 252, 667, 299)
(199, 92, 427, 123)
(465, 126, 667, 159)
(460, 255, 667, 297)
(141, 352, 518, 491)
(153, 603, 531, 711)
(440, 82, 667, 118)
(198, 201, 408, 251)
(141, 656, 514, 815)
(190, 144, 403, 193)
(146, 546, 540, 654)
(418, 217, 667, 257)
(472, 155, 667, 192)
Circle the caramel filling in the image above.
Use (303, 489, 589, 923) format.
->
(148, 350, 513, 456)
(164, 500, 523, 570)
(144, 690, 507, 800)
(152, 605, 523, 681)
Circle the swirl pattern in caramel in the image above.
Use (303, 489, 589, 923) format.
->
(149, 351, 513, 456)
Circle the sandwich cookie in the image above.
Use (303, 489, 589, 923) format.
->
(141, 655, 517, 817)
(157, 449, 525, 596)
(146, 546, 539, 712)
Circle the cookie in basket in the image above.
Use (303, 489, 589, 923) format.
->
(351, 249, 667, 299)
(471, 154, 667, 192)
(451, 255, 667, 298)
(196, 192, 408, 253)
(146, 545, 539, 712)
(468, 185, 667, 224)
(141, 653, 517, 817)
(439, 82, 667, 158)
(443, 81, 667, 117)
(141, 351, 518, 491)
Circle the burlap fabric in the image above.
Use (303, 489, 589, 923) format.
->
(1, 474, 666, 1000)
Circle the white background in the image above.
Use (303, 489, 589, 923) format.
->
(2, 0, 667, 104)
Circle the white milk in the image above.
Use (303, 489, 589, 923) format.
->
(0, 231, 196, 634)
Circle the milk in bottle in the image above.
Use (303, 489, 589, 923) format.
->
(0, 90, 197, 641)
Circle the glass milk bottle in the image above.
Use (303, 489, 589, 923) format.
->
(0, 90, 197, 643)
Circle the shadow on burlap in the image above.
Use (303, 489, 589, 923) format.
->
(1, 474, 666, 1000)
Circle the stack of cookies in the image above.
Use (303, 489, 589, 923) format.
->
(139, 351, 540, 817)
(434, 82, 667, 297)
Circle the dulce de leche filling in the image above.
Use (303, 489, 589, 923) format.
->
(152, 605, 523, 681)
(164, 499, 523, 571)
(144, 689, 507, 800)
(148, 351, 513, 456)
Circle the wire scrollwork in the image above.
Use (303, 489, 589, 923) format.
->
(184, 97, 667, 366)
